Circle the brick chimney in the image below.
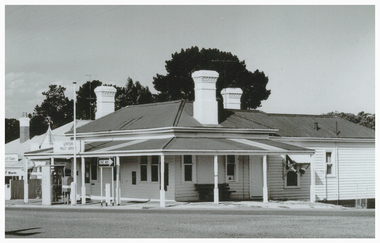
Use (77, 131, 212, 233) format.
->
(221, 87, 243, 110)
(19, 112, 30, 143)
(94, 86, 116, 119)
(192, 70, 219, 125)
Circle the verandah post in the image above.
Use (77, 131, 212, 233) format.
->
(116, 156, 120, 205)
(24, 157, 29, 204)
(160, 154, 165, 207)
(81, 157, 86, 204)
(310, 156, 315, 203)
(263, 155, 268, 203)
(214, 155, 219, 204)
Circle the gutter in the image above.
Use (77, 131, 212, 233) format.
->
(68, 126, 279, 138)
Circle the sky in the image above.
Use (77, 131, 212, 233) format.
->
(4, 3, 376, 119)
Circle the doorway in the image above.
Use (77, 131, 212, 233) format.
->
(250, 156, 263, 199)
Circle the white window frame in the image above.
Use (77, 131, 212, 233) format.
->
(182, 155, 196, 183)
(226, 155, 239, 182)
(139, 156, 160, 183)
(325, 149, 336, 177)
(285, 170, 300, 188)
(150, 155, 159, 183)
(139, 156, 148, 182)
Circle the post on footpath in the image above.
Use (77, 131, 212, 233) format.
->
(24, 157, 29, 204)
(70, 182, 77, 206)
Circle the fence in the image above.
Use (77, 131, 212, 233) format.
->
(10, 179, 42, 199)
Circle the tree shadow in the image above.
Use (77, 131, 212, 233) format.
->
(5, 227, 42, 236)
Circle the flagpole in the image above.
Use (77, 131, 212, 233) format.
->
(72, 81, 77, 205)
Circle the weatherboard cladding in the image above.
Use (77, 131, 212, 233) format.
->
(73, 100, 374, 138)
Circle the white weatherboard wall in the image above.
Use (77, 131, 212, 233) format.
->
(267, 155, 311, 200)
(78, 156, 176, 201)
(174, 155, 250, 202)
(277, 140, 375, 201)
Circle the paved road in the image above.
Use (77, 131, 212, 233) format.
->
(5, 207, 375, 238)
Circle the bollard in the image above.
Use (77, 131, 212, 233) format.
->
(105, 183, 111, 206)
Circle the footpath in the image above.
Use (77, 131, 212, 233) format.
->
(5, 198, 354, 210)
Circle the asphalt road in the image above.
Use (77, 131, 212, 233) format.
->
(5, 207, 375, 238)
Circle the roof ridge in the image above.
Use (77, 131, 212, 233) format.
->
(172, 100, 186, 127)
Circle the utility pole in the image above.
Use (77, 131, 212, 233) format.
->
(85, 74, 93, 120)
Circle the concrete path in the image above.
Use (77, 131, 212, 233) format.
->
(5, 198, 354, 210)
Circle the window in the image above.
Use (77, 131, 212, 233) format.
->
(325, 150, 335, 176)
(183, 155, 193, 181)
(140, 156, 148, 181)
(140, 156, 160, 182)
(151, 156, 159, 182)
(226, 155, 236, 181)
(286, 171, 299, 187)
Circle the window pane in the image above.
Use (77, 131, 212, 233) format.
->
(326, 152, 332, 163)
(286, 171, 298, 187)
(227, 164, 235, 177)
(151, 164, 158, 182)
(141, 156, 148, 181)
(152, 156, 159, 164)
(184, 155, 192, 164)
(227, 155, 235, 164)
(140, 165, 147, 181)
(184, 164, 192, 181)
(141, 156, 148, 164)
(327, 164, 332, 175)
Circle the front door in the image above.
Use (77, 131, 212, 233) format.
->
(250, 156, 263, 199)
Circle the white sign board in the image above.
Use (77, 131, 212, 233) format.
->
(53, 141, 80, 153)
(5, 168, 24, 176)
(99, 158, 114, 167)
(5, 154, 18, 162)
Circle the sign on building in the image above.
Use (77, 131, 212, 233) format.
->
(53, 141, 81, 153)
(98, 158, 114, 167)
(5, 154, 18, 162)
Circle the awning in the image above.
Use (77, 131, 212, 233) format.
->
(281, 154, 312, 164)
(83, 137, 313, 156)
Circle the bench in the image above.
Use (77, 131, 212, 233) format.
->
(194, 183, 236, 201)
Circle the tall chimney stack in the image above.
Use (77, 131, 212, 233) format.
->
(192, 70, 219, 125)
(221, 87, 243, 110)
(94, 86, 117, 119)
(19, 112, 30, 143)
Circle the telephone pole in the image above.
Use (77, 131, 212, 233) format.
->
(85, 74, 93, 120)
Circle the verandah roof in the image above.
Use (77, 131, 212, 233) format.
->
(82, 137, 313, 156)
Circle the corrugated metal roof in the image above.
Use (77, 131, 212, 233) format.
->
(70, 100, 374, 139)
(234, 111, 374, 138)
(82, 137, 313, 155)
(75, 101, 187, 133)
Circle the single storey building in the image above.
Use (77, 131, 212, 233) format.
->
(24, 70, 375, 207)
